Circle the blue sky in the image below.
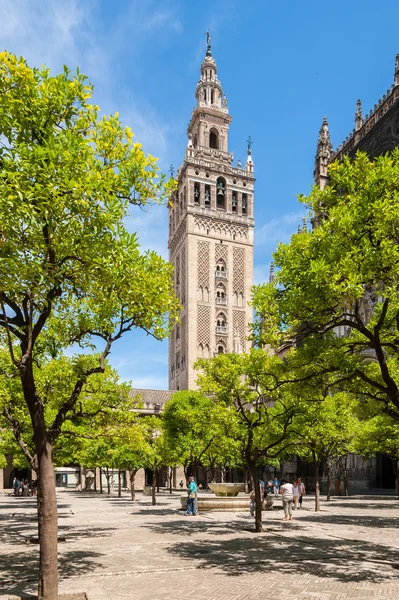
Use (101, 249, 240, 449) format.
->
(1, 0, 399, 388)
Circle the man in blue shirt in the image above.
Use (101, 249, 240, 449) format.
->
(185, 476, 197, 516)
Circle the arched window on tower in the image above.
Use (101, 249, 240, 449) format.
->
(215, 259, 227, 279)
(216, 177, 226, 209)
(216, 339, 227, 354)
(216, 283, 226, 305)
(232, 191, 237, 212)
(216, 313, 227, 334)
(194, 182, 200, 205)
(211, 89, 215, 105)
(209, 128, 219, 149)
(242, 193, 247, 215)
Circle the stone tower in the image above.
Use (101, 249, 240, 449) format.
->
(168, 34, 255, 391)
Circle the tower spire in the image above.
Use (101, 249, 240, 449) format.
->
(314, 116, 333, 190)
(206, 31, 212, 57)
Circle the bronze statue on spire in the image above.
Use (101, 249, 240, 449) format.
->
(206, 30, 212, 56)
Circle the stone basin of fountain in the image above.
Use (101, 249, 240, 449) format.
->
(208, 482, 245, 497)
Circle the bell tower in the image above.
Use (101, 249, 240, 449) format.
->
(168, 34, 255, 390)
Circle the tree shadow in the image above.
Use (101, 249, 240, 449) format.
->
(323, 501, 398, 510)
(298, 513, 398, 529)
(163, 531, 399, 583)
(1, 547, 103, 597)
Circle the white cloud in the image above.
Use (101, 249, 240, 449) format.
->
(255, 211, 305, 249)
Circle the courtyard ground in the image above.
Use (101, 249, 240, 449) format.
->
(1, 490, 399, 600)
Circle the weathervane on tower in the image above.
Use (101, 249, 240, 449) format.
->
(206, 30, 212, 56)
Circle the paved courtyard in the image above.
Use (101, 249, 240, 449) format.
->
(1, 490, 399, 600)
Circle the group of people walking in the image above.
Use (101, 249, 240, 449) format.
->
(250, 476, 306, 520)
(12, 477, 37, 497)
(279, 477, 306, 520)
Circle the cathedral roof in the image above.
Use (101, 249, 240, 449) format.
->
(130, 388, 174, 414)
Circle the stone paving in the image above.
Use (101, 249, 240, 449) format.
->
(1, 490, 399, 599)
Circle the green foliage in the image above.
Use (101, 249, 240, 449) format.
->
(162, 391, 236, 476)
(252, 150, 399, 420)
(196, 350, 297, 468)
(0, 51, 179, 469)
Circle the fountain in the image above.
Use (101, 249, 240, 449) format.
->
(180, 482, 276, 512)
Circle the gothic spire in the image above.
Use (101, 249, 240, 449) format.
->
(269, 262, 275, 283)
(355, 99, 363, 131)
(314, 116, 333, 190)
(395, 53, 399, 86)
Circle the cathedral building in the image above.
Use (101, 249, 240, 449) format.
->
(312, 52, 399, 492)
(314, 53, 399, 188)
(168, 35, 255, 391)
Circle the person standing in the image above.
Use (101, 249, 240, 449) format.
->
(280, 478, 294, 521)
(273, 476, 280, 497)
(259, 479, 265, 499)
(185, 476, 197, 516)
(249, 489, 255, 517)
(13, 477, 19, 496)
(293, 479, 300, 510)
(298, 477, 306, 509)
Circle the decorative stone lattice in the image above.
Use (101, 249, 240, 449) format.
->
(174, 253, 180, 299)
(194, 217, 248, 240)
(180, 313, 186, 370)
(233, 310, 246, 352)
(215, 243, 228, 266)
(169, 218, 187, 254)
(233, 247, 245, 294)
(180, 245, 186, 308)
(197, 241, 210, 288)
(197, 305, 211, 347)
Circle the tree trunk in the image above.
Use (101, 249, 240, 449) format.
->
(118, 470, 122, 498)
(94, 469, 97, 493)
(106, 468, 111, 495)
(326, 460, 331, 501)
(100, 468, 103, 494)
(152, 469, 157, 506)
(249, 463, 262, 532)
(156, 469, 160, 493)
(36, 436, 59, 600)
(168, 468, 173, 494)
(314, 460, 320, 512)
(130, 470, 137, 501)
(342, 456, 349, 496)
(392, 458, 399, 499)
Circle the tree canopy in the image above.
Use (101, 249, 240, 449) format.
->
(0, 51, 178, 599)
(252, 151, 399, 422)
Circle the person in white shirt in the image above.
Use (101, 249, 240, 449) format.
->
(292, 479, 300, 510)
(279, 478, 294, 521)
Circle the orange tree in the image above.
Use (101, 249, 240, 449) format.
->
(0, 52, 178, 599)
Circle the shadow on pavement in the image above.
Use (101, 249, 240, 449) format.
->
(297, 513, 398, 529)
(1, 548, 103, 597)
(143, 516, 399, 583)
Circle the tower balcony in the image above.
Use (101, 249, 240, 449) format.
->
(215, 296, 228, 306)
(216, 325, 228, 334)
(194, 145, 234, 163)
(215, 270, 228, 279)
